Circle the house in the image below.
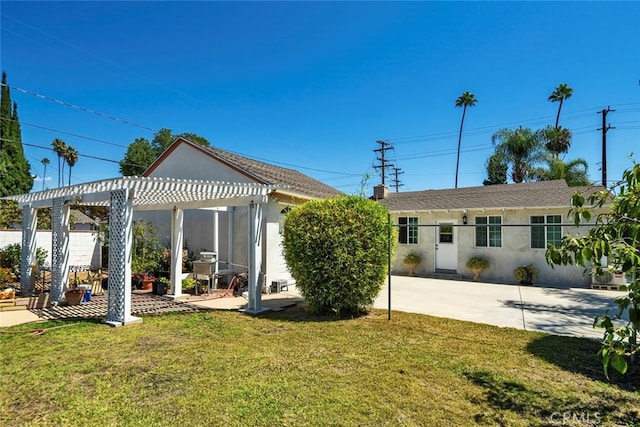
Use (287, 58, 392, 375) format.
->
(70, 209, 98, 231)
(8, 209, 97, 231)
(140, 137, 342, 289)
(375, 180, 607, 287)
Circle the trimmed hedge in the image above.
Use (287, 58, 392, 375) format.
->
(283, 195, 396, 317)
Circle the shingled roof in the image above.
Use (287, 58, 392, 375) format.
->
(378, 180, 605, 212)
(149, 137, 342, 199)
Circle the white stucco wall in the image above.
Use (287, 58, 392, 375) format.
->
(391, 207, 601, 287)
(151, 143, 254, 183)
(263, 202, 293, 286)
(0, 229, 101, 268)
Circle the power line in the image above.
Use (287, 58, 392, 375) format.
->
(2, 86, 364, 177)
(219, 149, 364, 177)
(3, 83, 156, 132)
(3, 138, 137, 166)
(0, 116, 128, 148)
(385, 103, 639, 145)
(8, 81, 637, 157)
(11, 137, 364, 181)
(2, 13, 209, 107)
(5, 81, 636, 183)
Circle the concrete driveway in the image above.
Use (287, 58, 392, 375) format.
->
(374, 275, 626, 339)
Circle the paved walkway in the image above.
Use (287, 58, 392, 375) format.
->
(1, 276, 626, 339)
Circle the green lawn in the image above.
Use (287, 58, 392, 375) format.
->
(1, 306, 639, 426)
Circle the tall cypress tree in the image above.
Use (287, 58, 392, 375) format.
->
(0, 72, 11, 151)
(0, 71, 33, 196)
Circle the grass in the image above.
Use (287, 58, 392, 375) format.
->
(1, 306, 639, 426)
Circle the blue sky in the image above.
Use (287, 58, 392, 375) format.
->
(1, 1, 638, 195)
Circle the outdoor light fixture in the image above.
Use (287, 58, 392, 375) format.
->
(462, 213, 468, 225)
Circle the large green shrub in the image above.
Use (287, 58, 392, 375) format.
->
(0, 243, 47, 280)
(131, 219, 163, 274)
(283, 195, 396, 317)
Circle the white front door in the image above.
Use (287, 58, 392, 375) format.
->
(435, 220, 457, 271)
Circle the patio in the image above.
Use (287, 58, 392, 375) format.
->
(2, 287, 304, 326)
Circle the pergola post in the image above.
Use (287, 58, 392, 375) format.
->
(170, 207, 184, 297)
(106, 189, 141, 326)
(19, 203, 37, 294)
(212, 210, 219, 287)
(50, 198, 70, 304)
(227, 207, 235, 283)
(245, 201, 267, 314)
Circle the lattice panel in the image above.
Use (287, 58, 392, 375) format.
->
(50, 199, 63, 302)
(20, 205, 37, 293)
(107, 189, 131, 324)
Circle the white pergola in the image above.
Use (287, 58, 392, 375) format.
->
(3, 176, 278, 326)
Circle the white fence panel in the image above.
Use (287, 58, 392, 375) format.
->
(0, 230, 101, 268)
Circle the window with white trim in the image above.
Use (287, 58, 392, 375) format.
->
(475, 216, 502, 247)
(398, 217, 418, 244)
(531, 215, 562, 249)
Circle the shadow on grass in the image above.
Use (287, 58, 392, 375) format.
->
(259, 301, 372, 323)
(527, 334, 640, 391)
(462, 368, 638, 426)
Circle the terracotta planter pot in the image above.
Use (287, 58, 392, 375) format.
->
(404, 263, 419, 277)
(132, 274, 155, 291)
(65, 289, 85, 306)
(141, 279, 154, 291)
(470, 267, 485, 281)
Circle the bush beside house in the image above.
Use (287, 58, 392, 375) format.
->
(283, 195, 396, 317)
(466, 256, 490, 281)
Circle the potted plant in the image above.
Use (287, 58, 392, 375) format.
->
(403, 251, 421, 276)
(132, 272, 155, 291)
(131, 219, 162, 290)
(466, 256, 490, 281)
(153, 276, 171, 296)
(64, 281, 85, 305)
(181, 277, 200, 295)
(513, 264, 538, 285)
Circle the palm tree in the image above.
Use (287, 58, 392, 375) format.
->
(543, 125, 572, 157)
(454, 91, 477, 188)
(531, 155, 591, 186)
(548, 83, 573, 128)
(63, 145, 78, 186)
(491, 127, 545, 183)
(40, 158, 50, 190)
(51, 138, 67, 187)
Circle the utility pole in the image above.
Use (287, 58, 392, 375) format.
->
(373, 140, 394, 186)
(391, 167, 404, 192)
(597, 107, 615, 187)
